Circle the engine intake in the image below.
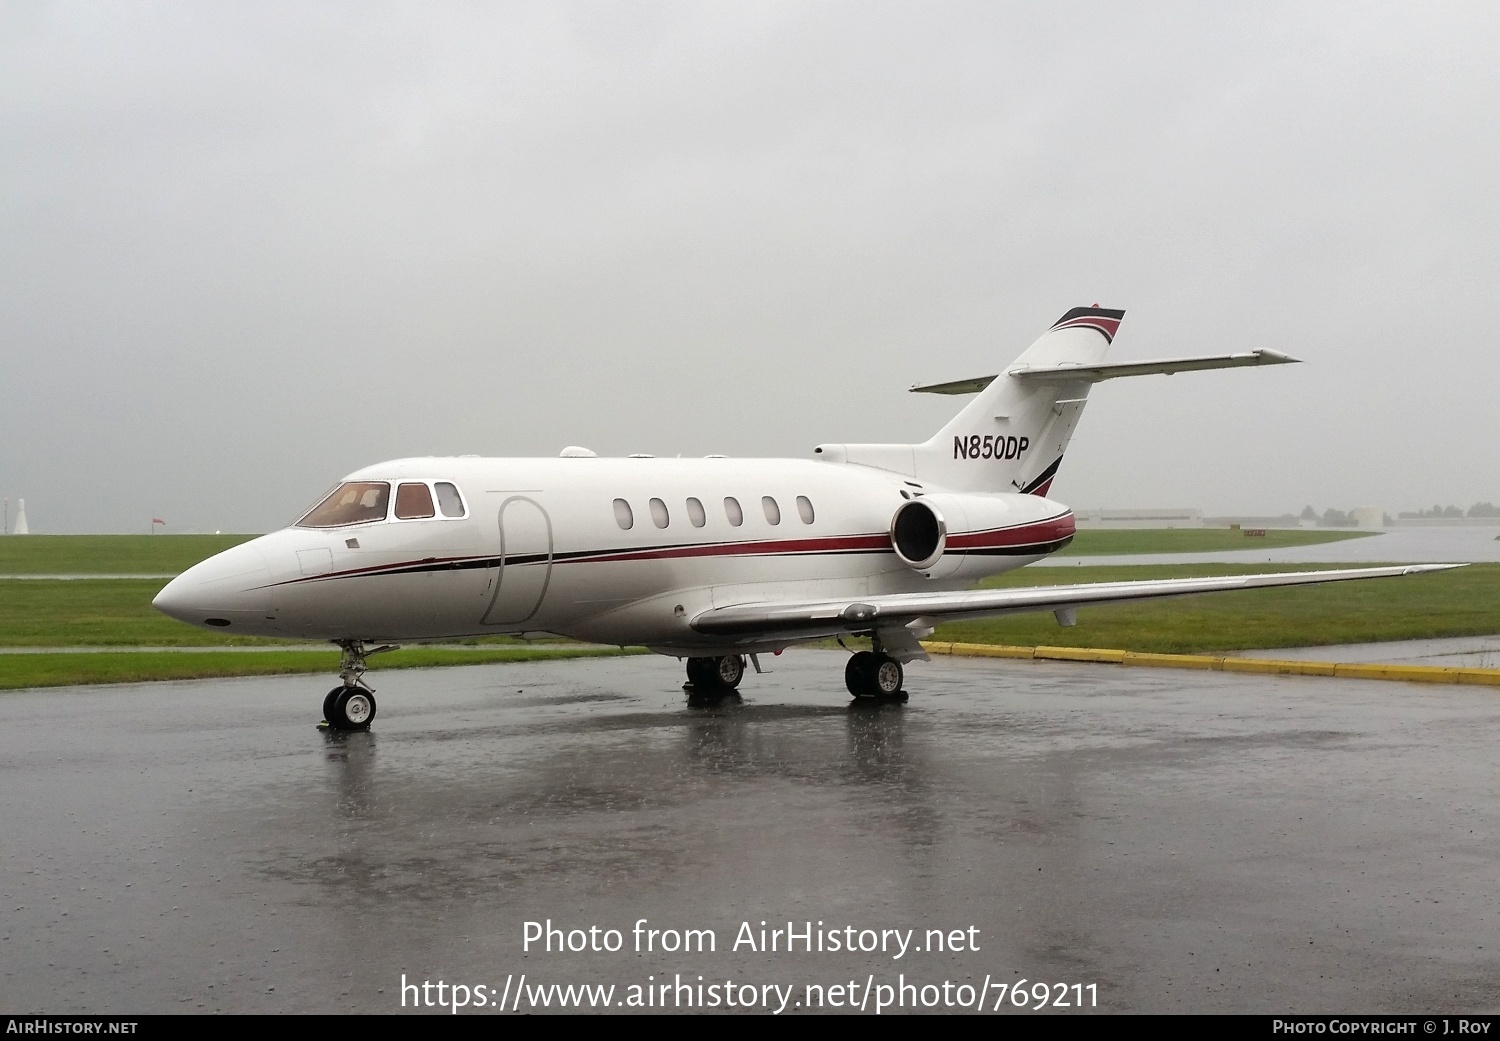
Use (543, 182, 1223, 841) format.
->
(890, 499, 946, 570)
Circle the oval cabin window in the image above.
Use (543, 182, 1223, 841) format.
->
(724, 497, 744, 526)
(796, 495, 815, 524)
(686, 497, 706, 527)
(762, 496, 781, 525)
(613, 498, 634, 530)
(650, 498, 670, 528)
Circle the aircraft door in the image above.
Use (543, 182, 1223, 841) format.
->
(481, 496, 554, 626)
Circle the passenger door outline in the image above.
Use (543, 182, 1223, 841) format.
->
(481, 496, 554, 626)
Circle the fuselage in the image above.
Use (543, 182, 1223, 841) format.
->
(152, 455, 1075, 655)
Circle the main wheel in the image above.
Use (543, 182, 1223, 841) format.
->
(687, 657, 726, 689)
(328, 687, 377, 730)
(713, 654, 745, 689)
(845, 651, 878, 698)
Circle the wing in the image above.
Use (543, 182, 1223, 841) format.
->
(690, 565, 1462, 649)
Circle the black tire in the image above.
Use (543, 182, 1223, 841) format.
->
(845, 651, 877, 698)
(714, 655, 745, 689)
(322, 686, 343, 722)
(328, 687, 377, 730)
(685, 657, 715, 688)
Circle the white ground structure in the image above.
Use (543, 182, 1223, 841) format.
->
(13, 499, 28, 535)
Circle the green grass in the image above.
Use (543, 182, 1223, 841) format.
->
(934, 563, 1496, 654)
(0, 580, 563, 647)
(0, 645, 646, 691)
(0, 534, 257, 574)
(1058, 528, 1376, 555)
(0, 579, 284, 645)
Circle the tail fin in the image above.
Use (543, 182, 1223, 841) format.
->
(814, 306, 1296, 497)
(919, 306, 1122, 495)
(813, 306, 1121, 495)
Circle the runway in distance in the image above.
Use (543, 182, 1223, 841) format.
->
(153, 307, 1456, 728)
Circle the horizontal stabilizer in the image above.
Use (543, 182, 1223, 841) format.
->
(692, 564, 1461, 639)
(910, 349, 1297, 394)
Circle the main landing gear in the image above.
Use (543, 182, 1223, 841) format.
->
(845, 651, 906, 700)
(685, 654, 745, 692)
(844, 636, 909, 702)
(322, 640, 396, 731)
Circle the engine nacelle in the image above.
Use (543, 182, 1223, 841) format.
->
(888, 493, 1075, 580)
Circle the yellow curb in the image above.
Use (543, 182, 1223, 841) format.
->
(920, 642, 1500, 687)
(1221, 657, 1337, 677)
(1034, 645, 1127, 664)
(930, 642, 1035, 659)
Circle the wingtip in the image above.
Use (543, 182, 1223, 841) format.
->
(1255, 349, 1301, 364)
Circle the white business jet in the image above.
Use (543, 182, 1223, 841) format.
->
(154, 307, 1450, 729)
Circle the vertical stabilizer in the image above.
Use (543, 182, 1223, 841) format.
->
(915, 307, 1123, 494)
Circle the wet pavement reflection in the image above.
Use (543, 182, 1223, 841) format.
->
(1, 651, 1497, 1013)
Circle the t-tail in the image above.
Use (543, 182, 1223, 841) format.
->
(815, 305, 1297, 496)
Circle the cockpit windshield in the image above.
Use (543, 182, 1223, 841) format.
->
(297, 482, 390, 527)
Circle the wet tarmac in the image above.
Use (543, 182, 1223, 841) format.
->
(1239, 636, 1500, 669)
(2, 650, 1497, 1015)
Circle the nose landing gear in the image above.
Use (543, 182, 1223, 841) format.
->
(321, 640, 397, 730)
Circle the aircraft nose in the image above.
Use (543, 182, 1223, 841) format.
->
(153, 541, 273, 629)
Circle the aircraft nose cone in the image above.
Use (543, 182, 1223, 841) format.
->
(152, 542, 273, 629)
(151, 575, 197, 623)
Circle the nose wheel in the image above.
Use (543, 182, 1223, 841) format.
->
(845, 650, 907, 701)
(324, 685, 378, 730)
(320, 640, 396, 730)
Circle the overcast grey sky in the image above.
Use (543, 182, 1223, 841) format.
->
(3, 1, 1497, 533)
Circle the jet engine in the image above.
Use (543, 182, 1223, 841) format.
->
(887, 493, 1075, 580)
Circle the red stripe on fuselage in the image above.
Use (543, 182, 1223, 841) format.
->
(267, 512, 1076, 587)
(571, 532, 892, 565)
(945, 513, 1075, 549)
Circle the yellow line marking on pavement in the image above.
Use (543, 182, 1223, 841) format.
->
(921, 642, 1500, 686)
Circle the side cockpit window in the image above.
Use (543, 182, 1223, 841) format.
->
(297, 482, 390, 528)
(435, 482, 466, 518)
(395, 482, 436, 520)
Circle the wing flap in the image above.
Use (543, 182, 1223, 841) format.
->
(690, 565, 1461, 638)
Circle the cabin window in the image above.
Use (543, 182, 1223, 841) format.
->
(395, 482, 436, 519)
(435, 482, 466, 518)
(297, 482, 390, 527)
(762, 496, 781, 525)
(686, 497, 706, 527)
(724, 497, 743, 526)
(613, 498, 634, 530)
(650, 497, 670, 528)
(797, 495, 815, 524)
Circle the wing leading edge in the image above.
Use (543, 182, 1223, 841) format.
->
(690, 564, 1463, 640)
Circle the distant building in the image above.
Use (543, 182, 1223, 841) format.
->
(1203, 514, 1303, 529)
(13, 499, 28, 535)
(1392, 515, 1500, 527)
(1349, 506, 1384, 529)
(1073, 508, 1202, 529)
